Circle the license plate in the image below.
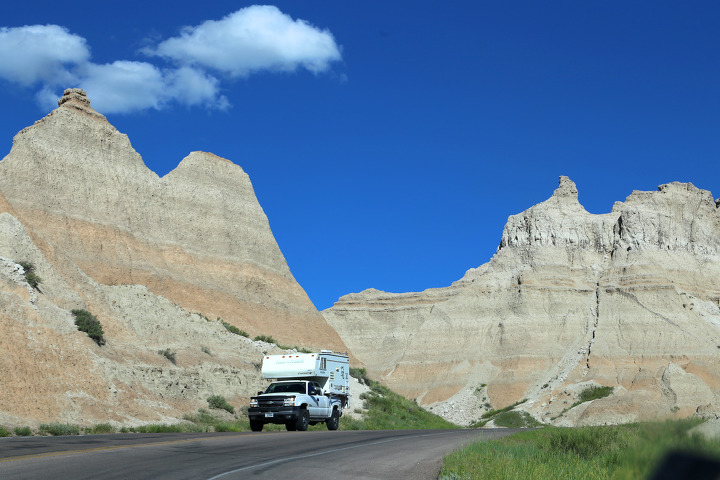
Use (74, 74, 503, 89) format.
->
(264, 413, 274, 418)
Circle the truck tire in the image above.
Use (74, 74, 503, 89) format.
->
(285, 422, 297, 431)
(326, 408, 340, 430)
(250, 420, 264, 432)
(295, 409, 309, 431)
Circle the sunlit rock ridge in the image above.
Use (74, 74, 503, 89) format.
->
(0, 88, 346, 426)
(324, 176, 720, 426)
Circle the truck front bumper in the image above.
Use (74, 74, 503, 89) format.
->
(248, 406, 302, 424)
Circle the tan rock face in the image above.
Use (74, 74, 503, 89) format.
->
(0, 88, 343, 351)
(324, 176, 720, 425)
(0, 89, 346, 426)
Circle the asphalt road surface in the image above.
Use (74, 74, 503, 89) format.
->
(0, 429, 519, 479)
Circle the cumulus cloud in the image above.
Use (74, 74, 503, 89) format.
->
(0, 6, 340, 114)
(0, 25, 88, 86)
(145, 5, 342, 76)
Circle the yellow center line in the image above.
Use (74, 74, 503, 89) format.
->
(0, 434, 249, 464)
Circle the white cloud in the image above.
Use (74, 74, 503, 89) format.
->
(73, 62, 227, 114)
(165, 66, 230, 110)
(146, 5, 342, 76)
(79, 61, 167, 113)
(0, 24, 88, 85)
(1, 6, 341, 114)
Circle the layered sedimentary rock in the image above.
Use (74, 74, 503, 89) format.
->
(0, 89, 345, 426)
(0, 88, 343, 349)
(324, 177, 720, 425)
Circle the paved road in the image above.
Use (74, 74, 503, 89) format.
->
(0, 429, 518, 479)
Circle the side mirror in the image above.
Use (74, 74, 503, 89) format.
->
(257, 391, 263, 395)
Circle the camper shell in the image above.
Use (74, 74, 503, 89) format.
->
(248, 350, 350, 432)
(261, 350, 350, 397)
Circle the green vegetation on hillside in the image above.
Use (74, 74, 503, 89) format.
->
(39, 423, 80, 436)
(470, 399, 534, 428)
(552, 384, 615, 420)
(207, 395, 235, 414)
(340, 378, 457, 430)
(440, 419, 720, 480)
(222, 320, 249, 337)
(0, 371, 455, 436)
(18, 261, 42, 290)
(157, 348, 177, 364)
(72, 309, 106, 346)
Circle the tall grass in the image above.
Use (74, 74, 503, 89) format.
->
(440, 419, 720, 480)
(340, 380, 457, 430)
(39, 423, 80, 436)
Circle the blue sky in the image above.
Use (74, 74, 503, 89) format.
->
(1, 2, 719, 309)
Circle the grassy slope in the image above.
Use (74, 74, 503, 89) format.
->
(439, 419, 720, 480)
(0, 378, 455, 436)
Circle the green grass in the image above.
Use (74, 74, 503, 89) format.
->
(493, 411, 542, 429)
(221, 320, 249, 337)
(481, 399, 527, 420)
(253, 334, 276, 344)
(0, 426, 10, 437)
(88, 423, 115, 434)
(440, 419, 720, 480)
(553, 385, 615, 420)
(39, 423, 80, 436)
(207, 395, 235, 414)
(578, 385, 614, 403)
(13, 426, 32, 436)
(350, 367, 371, 385)
(339, 380, 457, 430)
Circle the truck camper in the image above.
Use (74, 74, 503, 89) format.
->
(248, 350, 349, 431)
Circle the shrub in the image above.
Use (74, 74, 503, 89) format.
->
(222, 321, 249, 337)
(39, 423, 80, 436)
(276, 344, 312, 353)
(207, 395, 235, 414)
(253, 335, 276, 344)
(493, 410, 541, 428)
(347, 379, 457, 430)
(158, 348, 177, 364)
(72, 309, 106, 346)
(18, 261, 42, 290)
(13, 426, 32, 436)
(89, 423, 115, 434)
(0, 426, 10, 437)
(481, 399, 527, 419)
(134, 424, 185, 433)
(578, 385, 614, 403)
(350, 367, 371, 385)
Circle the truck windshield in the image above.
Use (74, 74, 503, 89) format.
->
(264, 382, 306, 394)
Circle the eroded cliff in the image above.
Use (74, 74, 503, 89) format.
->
(324, 176, 720, 425)
(0, 89, 346, 426)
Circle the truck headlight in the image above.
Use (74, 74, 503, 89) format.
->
(250, 398, 258, 407)
(283, 396, 296, 406)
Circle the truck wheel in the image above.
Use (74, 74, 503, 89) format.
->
(326, 408, 340, 431)
(285, 422, 297, 431)
(295, 409, 309, 431)
(250, 420, 264, 432)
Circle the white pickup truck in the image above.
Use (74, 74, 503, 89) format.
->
(248, 351, 349, 432)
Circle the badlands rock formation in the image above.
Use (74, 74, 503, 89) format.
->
(0, 89, 346, 426)
(324, 176, 720, 425)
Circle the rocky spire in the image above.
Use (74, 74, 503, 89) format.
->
(552, 175, 579, 199)
(58, 88, 90, 107)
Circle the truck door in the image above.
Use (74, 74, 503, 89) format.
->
(308, 382, 329, 418)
